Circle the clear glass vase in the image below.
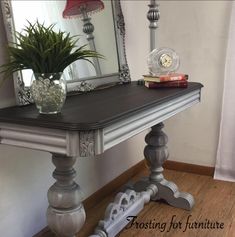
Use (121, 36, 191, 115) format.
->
(30, 72, 67, 114)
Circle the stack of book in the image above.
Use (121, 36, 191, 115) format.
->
(143, 73, 188, 89)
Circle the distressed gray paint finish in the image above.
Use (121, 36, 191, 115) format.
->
(0, 84, 202, 236)
(90, 123, 194, 236)
(0, 88, 202, 158)
(134, 123, 195, 210)
(47, 154, 86, 237)
(90, 185, 158, 237)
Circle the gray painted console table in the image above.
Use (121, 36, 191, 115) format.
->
(0, 82, 203, 237)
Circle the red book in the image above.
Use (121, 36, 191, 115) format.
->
(143, 73, 188, 83)
(145, 80, 188, 88)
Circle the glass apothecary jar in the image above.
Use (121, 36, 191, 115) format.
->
(30, 72, 67, 114)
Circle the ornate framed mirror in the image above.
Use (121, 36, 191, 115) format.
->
(1, 0, 130, 105)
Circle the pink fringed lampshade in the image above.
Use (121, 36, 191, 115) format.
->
(63, 0, 104, 18)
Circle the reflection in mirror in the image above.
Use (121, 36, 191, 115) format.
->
(63, 0, 105, 77)
(10, 0, 119, 86)
(1, 0, 130, 105)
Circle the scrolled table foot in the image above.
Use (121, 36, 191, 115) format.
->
(134, 123, 195, 211)
(151, 179, 195, 211)
(133, 177, 194, 211)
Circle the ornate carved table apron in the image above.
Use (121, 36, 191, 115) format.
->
(0, 82, 203, 237)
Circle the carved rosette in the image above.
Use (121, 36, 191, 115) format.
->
(75, 81, 95, 92)
(79, 130, 95, 157)
(119, 64, 130, 83)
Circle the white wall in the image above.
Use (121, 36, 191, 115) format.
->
(157, 1, 232, 166)
(0, 1, 232, 236)
(122, 0, 231, 166)
(123, 0, 232, 166)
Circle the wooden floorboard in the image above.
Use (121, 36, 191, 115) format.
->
(36, 169, 235, 237)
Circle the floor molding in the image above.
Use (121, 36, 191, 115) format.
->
(35, 160, 214, 236)
(83, 160, 214, 210)
(164, 160, 215, 177)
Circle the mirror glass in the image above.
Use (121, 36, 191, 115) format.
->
(10, 0, 119, 87)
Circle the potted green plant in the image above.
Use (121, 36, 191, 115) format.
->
(0, 21, 102, 114)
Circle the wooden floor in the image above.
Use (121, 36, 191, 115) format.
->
(37, 169, 235, 237)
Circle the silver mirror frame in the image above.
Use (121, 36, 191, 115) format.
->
(1, 0, 130, 105)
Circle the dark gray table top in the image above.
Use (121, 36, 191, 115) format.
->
(0, 82, 203, 131)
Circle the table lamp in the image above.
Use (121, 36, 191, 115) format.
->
(63, 0, 104, 76)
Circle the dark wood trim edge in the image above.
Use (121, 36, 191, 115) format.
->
(163, 160, 215, 177)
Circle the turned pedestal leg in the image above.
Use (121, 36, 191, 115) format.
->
(90, 123, 194, 236)
(134, 123, 194, 210)
(47, 154, 86, 237)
